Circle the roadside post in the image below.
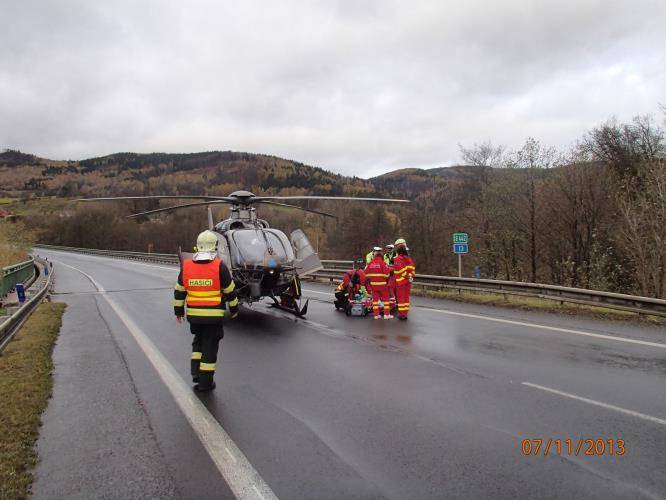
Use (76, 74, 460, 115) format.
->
(16, 283, 26, 303)
(453, 232, 469, 278)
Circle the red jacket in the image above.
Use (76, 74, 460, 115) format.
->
(393, 254, 415, 286)
(365, 256, 391, 290)
(341, 269, 366, 288)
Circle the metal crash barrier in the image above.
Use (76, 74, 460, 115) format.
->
(0, 257, 53, 352)
(34, 244, 666, 318)
(1, 256, 36, 298)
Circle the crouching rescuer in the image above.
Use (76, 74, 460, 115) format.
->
(334, 258, 368, 309)
(174, 230, 239, 392)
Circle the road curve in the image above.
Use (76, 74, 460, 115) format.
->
(32, 249, 666, 499)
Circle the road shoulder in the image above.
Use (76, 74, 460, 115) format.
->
(31, 290, 179, 499)
(0, 302, 65, 499)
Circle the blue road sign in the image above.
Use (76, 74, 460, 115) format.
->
(453, 243, 468, 254)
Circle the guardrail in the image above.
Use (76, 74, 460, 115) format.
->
(1, 256, 36, 297)
(0, 258, 54, 352)
(35, 244, 180, 265)
(34, 245, 666, 318)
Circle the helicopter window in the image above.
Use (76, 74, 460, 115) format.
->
(231, 229, 295, 267)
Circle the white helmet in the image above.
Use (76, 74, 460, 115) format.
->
(193, 230, 218, 261)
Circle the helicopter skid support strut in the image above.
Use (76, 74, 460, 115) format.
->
(269, 296, 309, 318)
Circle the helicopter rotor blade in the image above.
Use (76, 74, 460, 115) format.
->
(253, 196, 409, 203)
(77, 195, 233, 202)
(258, 200, 337, 218)
(125, 200, 231, 218)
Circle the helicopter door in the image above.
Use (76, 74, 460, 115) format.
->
(290, 229, 323, 276)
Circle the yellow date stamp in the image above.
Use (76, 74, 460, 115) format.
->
(521, 438, 625, 457)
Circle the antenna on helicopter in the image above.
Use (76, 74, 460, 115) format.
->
(207, 207, 214, 230)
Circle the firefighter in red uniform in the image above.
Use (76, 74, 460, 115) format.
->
(393, 238, 416, 320)
(365, 247, 393, 320)
(174, 230, 239, 392)
(334, 258, 368, 309)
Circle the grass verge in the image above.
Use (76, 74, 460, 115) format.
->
(0, 302, 66, 499)
(411, 288, 666, 325)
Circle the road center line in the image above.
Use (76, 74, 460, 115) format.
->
(56, 261, 277, 500)
(417, 306, 666, 349)
(522, 382, 666, 427)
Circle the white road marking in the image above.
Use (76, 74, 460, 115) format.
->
(302, 288, 332, 296)
(522, 382, 666, 427)
(417, 306, 666, 349)
(56, 261, 277, 500)
(303, 286, 666, 349)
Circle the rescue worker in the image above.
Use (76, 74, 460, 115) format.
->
(393, 238, 416, 320)
(364, 247, 393, 320)
(334, 258, 368, 309)
(384, 243, 397, 307)
(384, 244, 395, 266)
(174, 230, 239, 392)
(365, 248, 376, 265)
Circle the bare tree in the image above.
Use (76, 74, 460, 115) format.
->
(458, 140, 507, 168)
(541, 150, 616, 288)
(508, 138, 557, 282)
(617, 159, 666, 298)
(580, 115, 664, 177)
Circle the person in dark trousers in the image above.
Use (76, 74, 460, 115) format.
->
(174, 230, 238, 392)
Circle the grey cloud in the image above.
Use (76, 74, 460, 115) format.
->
(1, 0, 664, 177)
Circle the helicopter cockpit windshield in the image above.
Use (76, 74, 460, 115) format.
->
(229, 229, 295, 268)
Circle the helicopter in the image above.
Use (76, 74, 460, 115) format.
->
(79, 190, 408, 317)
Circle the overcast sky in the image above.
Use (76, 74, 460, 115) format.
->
(1, 0, 665, 177)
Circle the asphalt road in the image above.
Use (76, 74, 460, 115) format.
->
(32, 249, 666, 499)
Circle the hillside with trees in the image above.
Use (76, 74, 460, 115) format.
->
(1, 110, 664, 298)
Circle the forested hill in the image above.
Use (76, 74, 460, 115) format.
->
(0, 150, 382, 198)
(370, 165, 490, 199)
(0, 149, 485, 200)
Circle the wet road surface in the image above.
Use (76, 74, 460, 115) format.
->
(33, 250, 666, 499)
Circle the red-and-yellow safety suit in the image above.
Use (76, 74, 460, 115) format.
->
(393, 253, 415, 318)
(364, 256, 392, 318)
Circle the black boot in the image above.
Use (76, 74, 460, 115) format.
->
(195, 370, 215, 391)
(194, 381, 216, 392)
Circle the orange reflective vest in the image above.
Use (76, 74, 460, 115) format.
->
(182, 258, 224, 320)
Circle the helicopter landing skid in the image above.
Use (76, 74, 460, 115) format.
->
(269, 296, 309, 318)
